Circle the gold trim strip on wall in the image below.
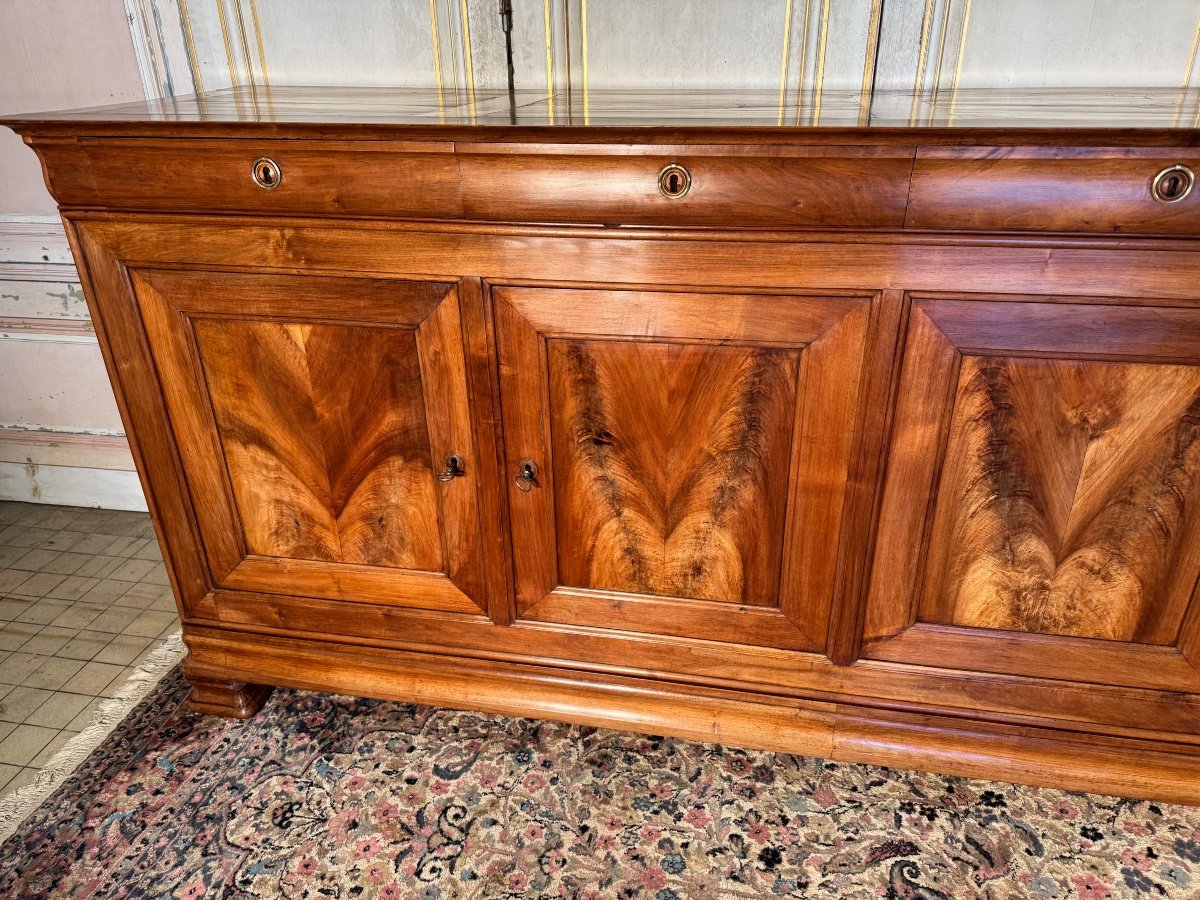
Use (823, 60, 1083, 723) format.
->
(176, 0, 206, 108)
(792, 0, 812, 125)
(428, 0, 445, 120)
(1175, 14, 1200, 125)
(948, 0, 973, 123)
(231, 0, 260, 116)
(248, 0, 272, 102)
(544, 0, 555, 123)
(459, 0, 476, 122)
(582, 0, 590, 125)
(778, 0, 794, 126)
(909, 0, 935, 124)
(928, 0, 956, 123)
(858, 0, 884, 125)
(812, 0, 831, 125)
(214, 0, 245, 116)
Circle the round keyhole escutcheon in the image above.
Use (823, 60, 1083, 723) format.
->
(658, 163, 692, 199)
(1151, 164, 1194, 204)
(251, 157, 282, 190)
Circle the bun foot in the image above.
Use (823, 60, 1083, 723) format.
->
(188, 676, 271, 719)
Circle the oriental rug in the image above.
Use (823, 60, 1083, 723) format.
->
(0, 666, 1198, 899)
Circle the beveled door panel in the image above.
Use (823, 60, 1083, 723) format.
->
(865, 296, 1200, 691)
(494, 285, 886, 652)
(131, 269, 493, 618)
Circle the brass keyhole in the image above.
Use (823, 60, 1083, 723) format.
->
(658, 163, 692, 199)
(1151, 164, 1194, 203)
(251, 157, 282, 190)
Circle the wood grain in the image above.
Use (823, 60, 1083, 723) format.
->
(196, 319, 442, 570)
(924, 355, 1200, 642)
(549, 339, 797, 605)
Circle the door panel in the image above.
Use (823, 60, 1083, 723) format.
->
(865, 296, 1200, 690)
(493, 285, 880, 652)
(131, 269, 492, 617)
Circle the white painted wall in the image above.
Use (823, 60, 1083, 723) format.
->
(0, 1, 148, 510)
(5, 0, 1200, 510)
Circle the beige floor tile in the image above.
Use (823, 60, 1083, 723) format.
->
(37, 509, 83, 531)
(80, 579, 130, 605)
(17, 627, 74, 656)
(45, 575, 100, 602)
(50, 601, 106, 630)
(22, 657, 86, 691)
(2, 527, 57, 549)
(0, 570, 32, 593)
(93, 633, 153, 666)
(0, 762, 19, 791)
(28, 729, 74, 768)
(100, 667, 136, 698)
(37, 530, 88, 553)
(9, 548, 63, 572)
(123, 610, 178, 638)
(65, 698, 103, 732)
(11, 571, 69, 598)
(41, 552, 91, 576)
(141, 564, 171, 586)
(0, 723, 58, 765)
(59, 660, 125, 695)
(0, 721, 15, 742)
(0, 651, 39, 684)
(66, 533, 122, 556)
(0, 686, 54, 723)
(58, 630, 111, 661)
(5, 766, 38, 791)
(132, 542, 163, 561)
(112, 583, 161, 609)
(86, 606, 142, 635)
(0, 546, 28, 568)
(105, 537, 150, 559)
(0, 621, 39, 651)
(0, 598, 35, 623)
(14, 597, 73, 626)
(73, 555, 124, 579)
(25, 691, 92, 729)
(150, 594, 179, 613)
(107, 558, 158, 583)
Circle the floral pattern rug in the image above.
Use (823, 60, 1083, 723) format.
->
(1, 668, 1198, 898)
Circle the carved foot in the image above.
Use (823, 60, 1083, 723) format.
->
(189, 676, 272, 719)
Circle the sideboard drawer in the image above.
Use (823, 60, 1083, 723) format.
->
(64, 138, 464, 217)
(907, 147, 1200, 234)
(457, 144, 914, 228)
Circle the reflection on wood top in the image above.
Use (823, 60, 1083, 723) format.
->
(6, 86, 1200, 142)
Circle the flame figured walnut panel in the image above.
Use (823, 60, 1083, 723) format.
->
(130, 270, 494, 618)
(865, 296, 1200, 691)
(925, 356, 1200, 643)
(549, 339, 799, 605)
(193, 320, 443, 571)
(495, 285, 881, 652)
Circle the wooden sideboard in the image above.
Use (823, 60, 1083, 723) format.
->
(6, 87, 1200, 803)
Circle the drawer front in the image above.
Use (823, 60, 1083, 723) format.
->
(63, 139, 463, 217)
(907, 147, 1200, 234)
(458, 144, 914, 228)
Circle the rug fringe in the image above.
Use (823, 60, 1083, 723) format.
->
(0, 631, 188, 844)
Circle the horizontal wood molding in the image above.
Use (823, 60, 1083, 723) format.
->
(185, 626, 1200, 805)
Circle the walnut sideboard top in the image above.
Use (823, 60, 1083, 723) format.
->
(6, 86, 1200, 803)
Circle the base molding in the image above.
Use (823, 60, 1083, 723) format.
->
(182, 625, 1200, 805)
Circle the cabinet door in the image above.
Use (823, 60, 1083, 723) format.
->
(493, 286, 885, 652)
(131, 269, 494, 618)
(865, 296, 1200, 692)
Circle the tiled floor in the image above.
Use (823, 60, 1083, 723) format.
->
(0, 501, 179, 796)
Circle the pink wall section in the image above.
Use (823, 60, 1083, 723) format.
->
(0, 0, 145, 214)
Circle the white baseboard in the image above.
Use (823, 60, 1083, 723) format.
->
(0, 428, 145, 511)
(0, 461, 147, 511)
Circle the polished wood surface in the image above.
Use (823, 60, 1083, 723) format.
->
(9, 86, 1200, 803)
